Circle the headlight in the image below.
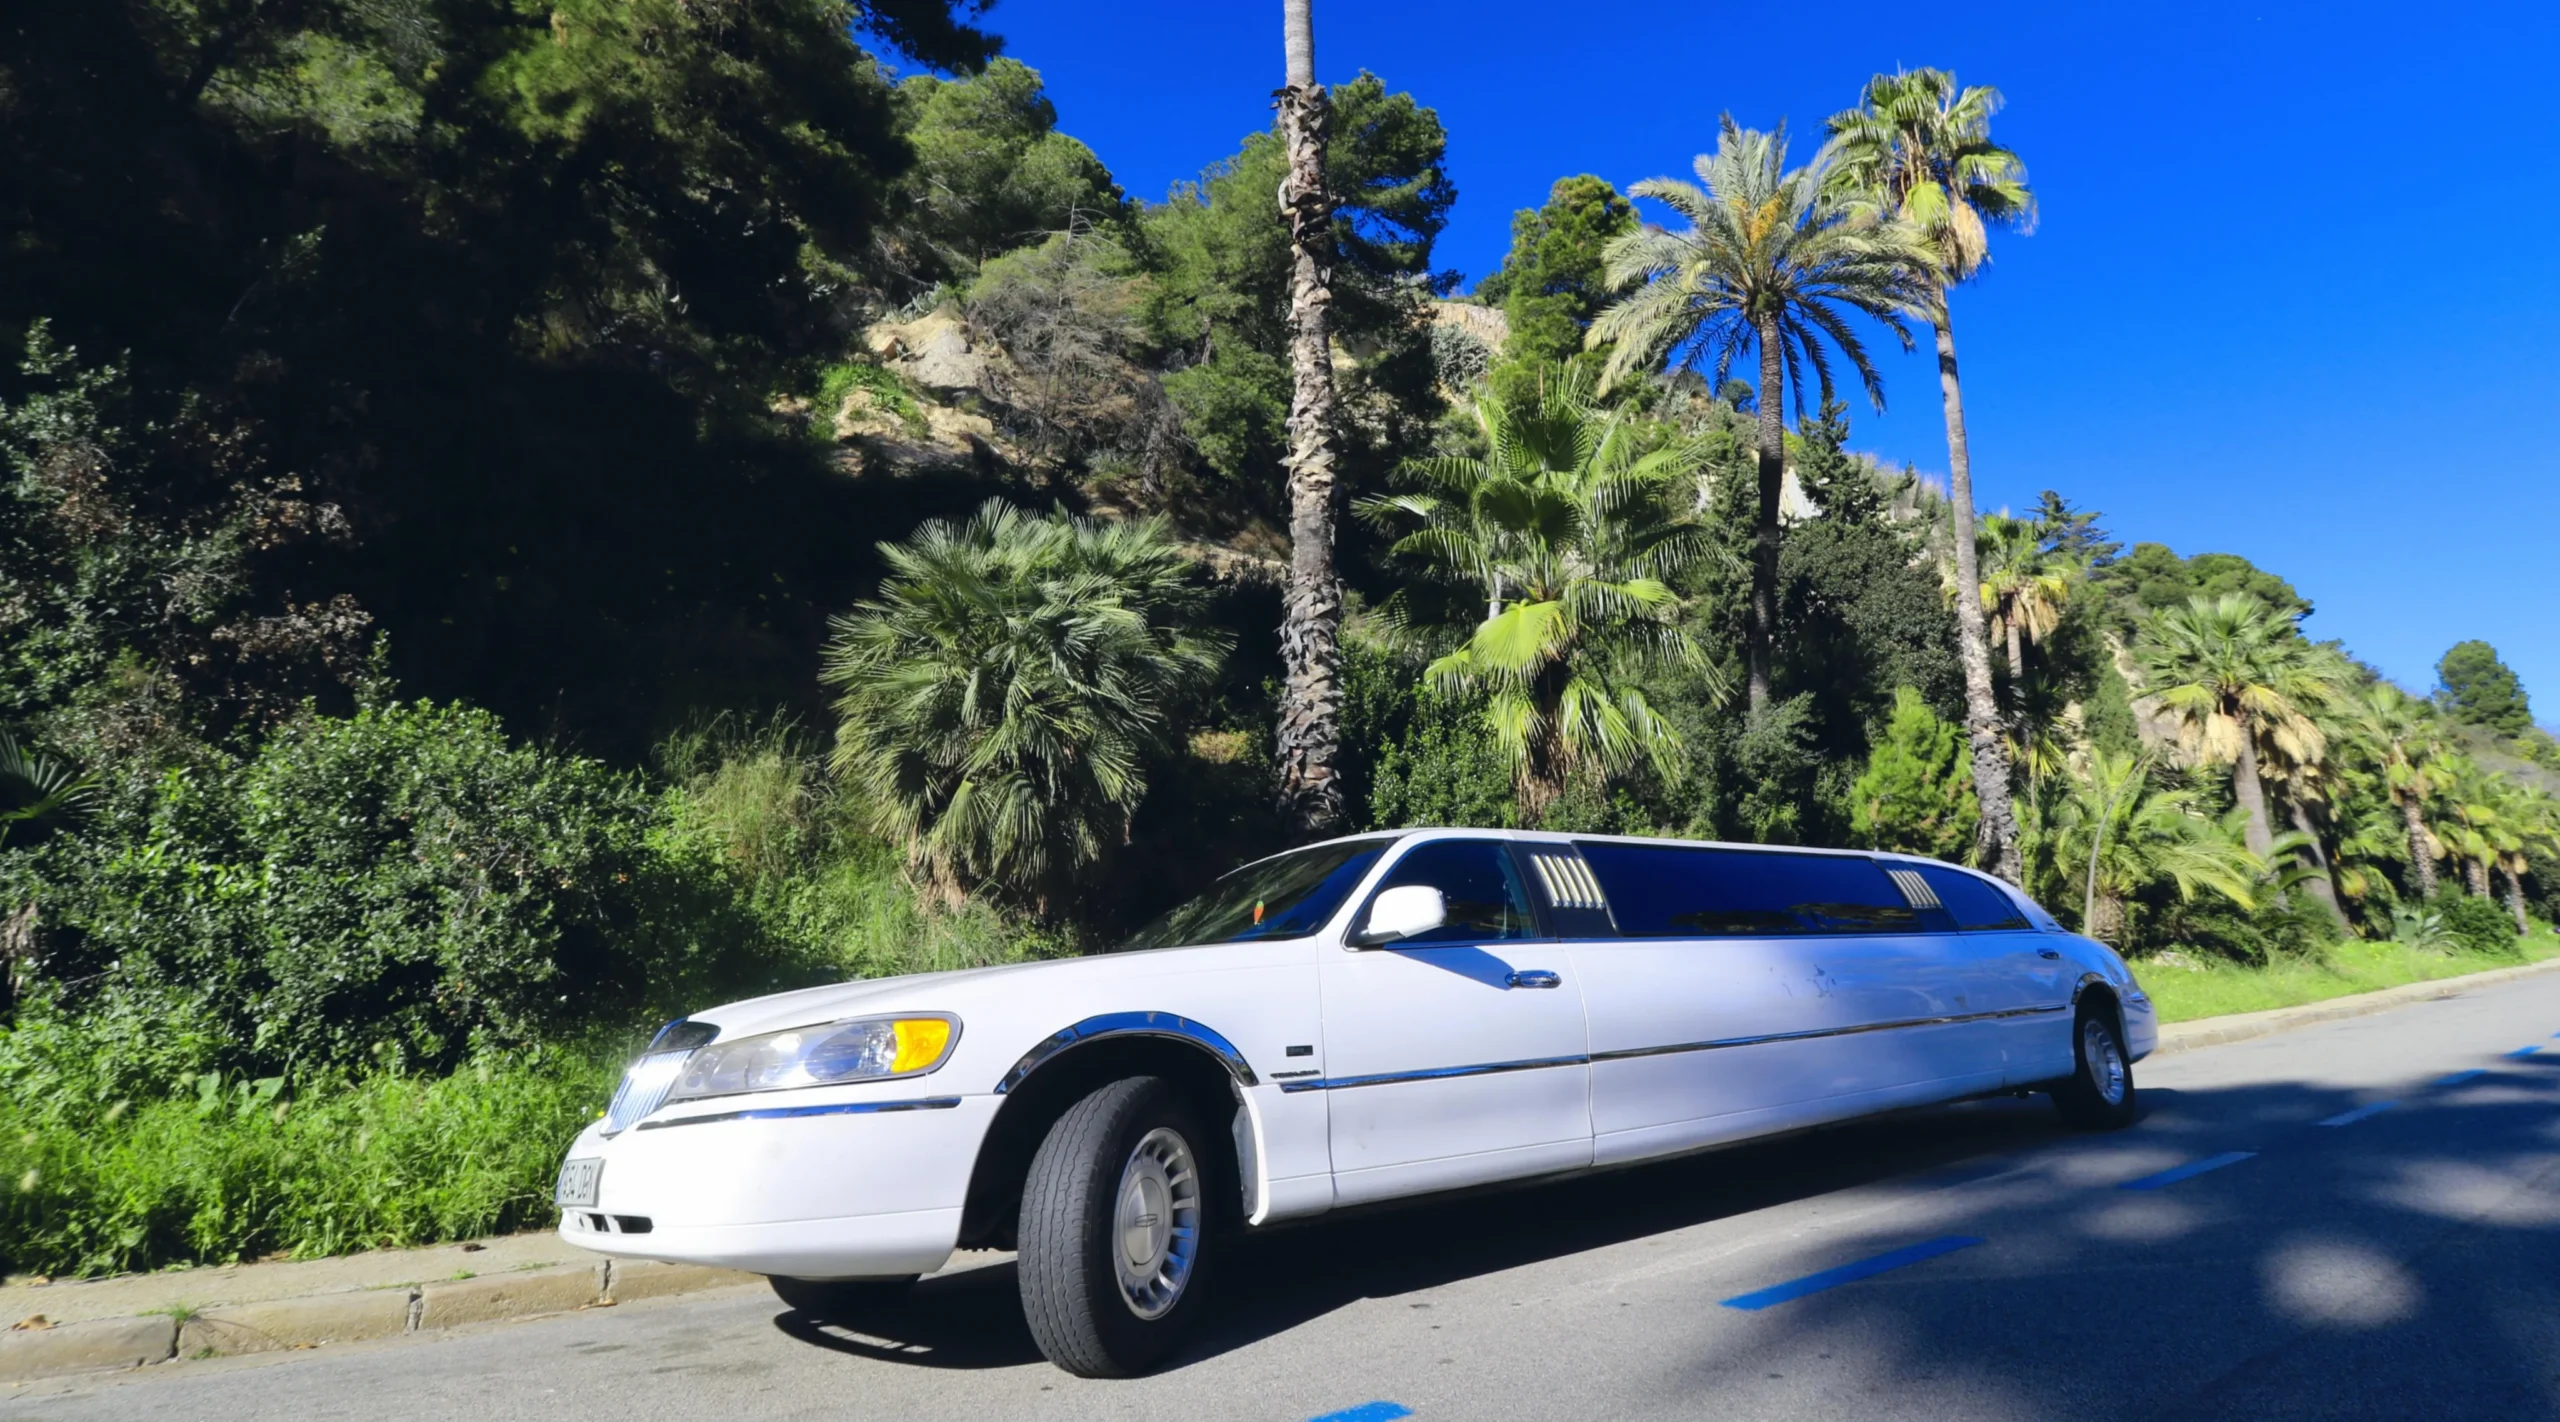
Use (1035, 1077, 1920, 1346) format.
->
(661, 1015, 958, 1105)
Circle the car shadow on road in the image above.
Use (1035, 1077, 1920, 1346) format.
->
(766, 1088, 2116, 1372)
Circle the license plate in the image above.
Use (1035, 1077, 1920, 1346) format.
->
(555, 1156, 603, 1208)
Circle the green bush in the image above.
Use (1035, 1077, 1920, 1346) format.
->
(6, 700, 774, 1081)
(0, 1049, 615, 1277)
(2432, 892, 2520, 958)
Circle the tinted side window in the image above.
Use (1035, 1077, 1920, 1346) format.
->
(1914, 864, 2030, 931)
(1362, 840, 1537, 945)
(1575, 843, 1918, 937)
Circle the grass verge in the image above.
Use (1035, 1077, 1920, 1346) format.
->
(2137, 930, 2560, 1024)
(0, 1053, 615, 1280)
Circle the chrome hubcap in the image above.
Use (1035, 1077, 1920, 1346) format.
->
(1112, 1127, 1201, 1320)
(2085, 1019, 2128, 1105)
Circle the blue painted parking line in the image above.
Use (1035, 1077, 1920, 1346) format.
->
(2436, 1068, 2488, 1087)
(1310, 1405, 1413, 1422)
(1719, 1236, 1984, 1311)
(2119, 1151, 2256, 1191)
(2506, 1045, 2542, 1059)
(2317, 1101, 2398, 1127)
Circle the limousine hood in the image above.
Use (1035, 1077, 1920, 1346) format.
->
(674, 947, 1204, 1043)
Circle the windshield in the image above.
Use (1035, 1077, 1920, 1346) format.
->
(1112, 838, 1396, 953)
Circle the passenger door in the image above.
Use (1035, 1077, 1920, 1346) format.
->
(1560, 842, 1991, 1167)
(1909, 863, 2076, 1085)
(1317, 838, 1592, 1206)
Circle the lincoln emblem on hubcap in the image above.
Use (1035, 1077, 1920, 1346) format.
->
(1111, 1127, 1201, 1319)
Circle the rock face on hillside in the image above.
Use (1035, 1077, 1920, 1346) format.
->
(866, 311, 989, 396)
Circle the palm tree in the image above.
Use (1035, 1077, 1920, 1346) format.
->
(1359, 367, 1720, 823)
(2019, 751, 2260, 946)
(2135, 594, 2332, 861)
(2350, 683, 2448, 899)
(822, 501, 1229, 917)
(2494, 782, 2557, 934)
(0, 732, 93, 847)
(2432, 755, 2501, 900)
(1589, 116, 1917, 717)
(1826, 67, 2035, 884)
(1971, 514, 2074, 693)
(1273, 0, 1346, 833)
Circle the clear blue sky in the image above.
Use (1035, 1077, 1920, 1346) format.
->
(970, 0, 2560, 718)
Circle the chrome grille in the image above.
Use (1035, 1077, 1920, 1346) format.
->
(1526, 850, 1606, 910)
(605, 1050, 692, 1134)
(1885, 868, 1941, 910)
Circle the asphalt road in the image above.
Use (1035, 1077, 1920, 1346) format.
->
(14, 974, 2560, 1421)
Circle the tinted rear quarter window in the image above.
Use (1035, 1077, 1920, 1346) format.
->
(1913, 864, 2030, 931)
(1576, 842, 1918, 937)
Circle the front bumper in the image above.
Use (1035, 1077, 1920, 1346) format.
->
(555, 1091, 1001, 1280)
(2123, 988, 2160, 1062)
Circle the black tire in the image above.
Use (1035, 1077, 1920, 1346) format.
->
(1017, 1076, 1216, 1378)
(2052, 1003, 2138, 1130)
(767, 1274, 916, 1317)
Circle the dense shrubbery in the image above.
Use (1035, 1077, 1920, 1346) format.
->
(2, 701, 774, 1085)
(0, 1051, 614, 1277)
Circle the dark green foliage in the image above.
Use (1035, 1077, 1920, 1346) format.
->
(4, 701, 766, 1081)
(2433, 890, 2522, 957)
(883, 60, 1127, 292)
(1339, 645, 1518, 832)
(2436, 640, 2532, 736)
(1475, 175, 1634, 404)
(1851, 688, 1979, 859)
(1141, 75, 1454, 518)
(2098, 543, 2309, 630)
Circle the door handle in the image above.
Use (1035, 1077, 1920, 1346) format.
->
(2038, 949, 2062, 960)
(1506, 970, 1562, 989)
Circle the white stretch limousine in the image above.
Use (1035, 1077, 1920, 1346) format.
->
(557, 829, 2154, 1375)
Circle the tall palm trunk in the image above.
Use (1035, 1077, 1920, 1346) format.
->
(2286, 798, 2349, 928)
(2501, 865, 2530, 936)
(1934, 306, 2020, 882)
(2229, 715, 2274, 859)
(2464, 856, 2491, 898)
(1273, 0, 1344, 832)
(1747, 317, 1784, 715)
(2400, 796, 2439, 899)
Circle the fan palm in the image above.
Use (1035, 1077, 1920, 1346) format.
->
(2494, 782, 2558, 934)
(1589, 116, 1918, 717)
(2019, 751, 2261, 946)
(0, 732, 94, 847)
(1826, 67, 2035, 883)
(823, 501, 1229, 917)
(2431, 755, 2501, 901)
(1359, 367, 1721, 823)
(2135, 594, 2333, 860)
(1971, 514, 2075, 690)
(2348, 682, 2448, 899)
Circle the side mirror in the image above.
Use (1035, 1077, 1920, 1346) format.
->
(1350, 885, 1448, 947)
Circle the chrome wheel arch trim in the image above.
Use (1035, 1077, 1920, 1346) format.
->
(993, 1011, 1261, 1094)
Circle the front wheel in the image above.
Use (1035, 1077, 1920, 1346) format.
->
(2052, 1005, 2137, 1130)
(1017, 1076, 1215, 1377)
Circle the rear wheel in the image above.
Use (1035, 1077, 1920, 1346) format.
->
(767, 1274, 915, 1317)
(2052, 1004, 2137, 1130)
(1017, 1076, 1215, 1377)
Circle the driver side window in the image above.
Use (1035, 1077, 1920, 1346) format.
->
(1364, 840, 1538, 945)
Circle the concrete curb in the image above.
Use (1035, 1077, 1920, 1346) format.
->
(2150, 953, 2560, 1056)
(2, 1256, 760, 1385)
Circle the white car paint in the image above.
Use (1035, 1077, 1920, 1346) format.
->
(557, 829, 2156, 1281)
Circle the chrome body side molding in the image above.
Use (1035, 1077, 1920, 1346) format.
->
(995, 1011, 1261, 1094)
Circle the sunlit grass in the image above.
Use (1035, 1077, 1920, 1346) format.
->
(2135, 929, 2560, 1024)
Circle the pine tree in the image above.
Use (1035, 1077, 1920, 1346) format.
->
(1850, 687, 1980, 861)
